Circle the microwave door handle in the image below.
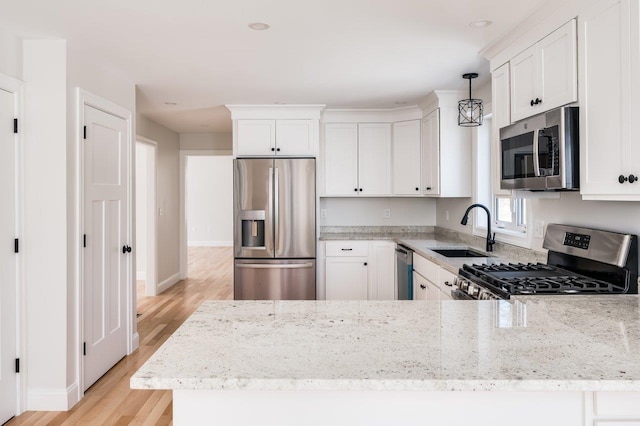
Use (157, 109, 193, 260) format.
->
(532, 129, 541, 177)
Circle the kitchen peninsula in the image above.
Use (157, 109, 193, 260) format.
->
(131, 297, 640, 425)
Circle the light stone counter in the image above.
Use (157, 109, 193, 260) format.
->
(131, 297, 640, 392)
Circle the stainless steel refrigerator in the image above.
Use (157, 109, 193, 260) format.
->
(233, 158, 316, 300)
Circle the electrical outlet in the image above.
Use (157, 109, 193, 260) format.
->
(383, 208, 391, 219)
(320, 209, 327, 219)
(534, 220, 545, 238)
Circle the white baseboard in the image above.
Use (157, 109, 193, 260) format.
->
(188, 240, 233, 247)
(157, 272, 181, 294)
(28, 382, 79, 411)
(136, 271, 146, 281)
(131, 332, 140, 353)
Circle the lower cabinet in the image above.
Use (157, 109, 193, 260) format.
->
(414, 253, 455, 301)
(413, 271, 440, 301)
(325, 240, 395, 300)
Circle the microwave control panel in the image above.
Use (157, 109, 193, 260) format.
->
(563, 232, 591, 250)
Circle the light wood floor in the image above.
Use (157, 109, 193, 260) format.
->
(7, 247, 233, 426)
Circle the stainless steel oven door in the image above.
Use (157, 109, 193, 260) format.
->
(451, 288, 475, 300)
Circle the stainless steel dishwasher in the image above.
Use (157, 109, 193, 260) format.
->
(395, 244, 413, 300)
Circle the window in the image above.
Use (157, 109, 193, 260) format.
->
(474, 114, 530, 245)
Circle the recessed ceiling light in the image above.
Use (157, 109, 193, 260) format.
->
(469, 20, 492, 28)
(248, 22, 270, 31)
(164, 102, 177, 106)
(274, 102, 287, 105)
(395, 101, 408, 105)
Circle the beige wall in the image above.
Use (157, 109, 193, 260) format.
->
(137, 113, 181, 285)
(180, 132, 232, 151)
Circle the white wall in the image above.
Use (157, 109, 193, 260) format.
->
(0, 29, 21, 78)
(136, 113, 180, 286)
(135, 143, 149, 279)
(186, 156, 233, 246)
(320, 198, 437, 227)
(180, 132, 232, 151)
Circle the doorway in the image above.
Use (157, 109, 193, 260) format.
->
(180, 152, 233, 280)
(135, 138, 158, 297)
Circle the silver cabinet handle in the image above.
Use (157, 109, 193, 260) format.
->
(237, 263, 313, 269)
(533, 129, 541, 177)
(274, 167, 279, 252)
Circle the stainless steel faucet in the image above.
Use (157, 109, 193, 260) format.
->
(461, 203, 496, 252)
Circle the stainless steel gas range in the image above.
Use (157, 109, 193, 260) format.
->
(453, 224, 639, 300)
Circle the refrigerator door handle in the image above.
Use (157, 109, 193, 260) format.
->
(236, 263, 314, 269)
(274, 167, 279, 252)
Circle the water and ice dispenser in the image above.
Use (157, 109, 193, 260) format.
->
(240, 210, 265, 249)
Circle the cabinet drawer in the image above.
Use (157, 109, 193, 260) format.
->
(595, 392, 640, 417)
(325, 241, 369, 257)
(438, 269, 457, 298)
(413, 254, 439, 282)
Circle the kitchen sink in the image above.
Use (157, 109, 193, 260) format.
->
(431, 248, 489, 258)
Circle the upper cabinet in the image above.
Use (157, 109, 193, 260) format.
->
(510, 20, 578, 122)
(491, 63, 512, 196)
(392, 120, 422, 195)
(422, 91, 472, 198)
(236, 119, 313, 156)
(227, 105, 325, 158)
(579, 0, 640, 200)
(324, 123, 392, 196)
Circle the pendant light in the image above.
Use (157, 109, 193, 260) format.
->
(458, 73, 483, 127)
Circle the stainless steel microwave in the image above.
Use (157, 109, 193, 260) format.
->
(500, 106, 579, 191)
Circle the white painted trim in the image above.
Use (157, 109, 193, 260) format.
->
(26, 382, 79, 411)
(75, 88, 134, 403)
(187, 240, 233, 247)
(322, 106, 423, 123)
(179, 150, 233, 279)
(0, 72, 25, 417)
(136, 271, 147, 281)
(157, 272, 181, 294)
(135, 136, 158, 297)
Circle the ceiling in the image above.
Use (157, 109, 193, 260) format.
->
(0, 0, 548, 133)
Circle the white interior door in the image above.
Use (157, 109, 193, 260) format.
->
(83, 105, 129, 391)
(0, 87, 17, 424)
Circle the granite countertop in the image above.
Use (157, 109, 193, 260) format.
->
(131, 297, 640, 392)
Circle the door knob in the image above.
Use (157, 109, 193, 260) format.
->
(415, 187, 419, 191)
(122, 245, 132, 254)
(271, 147, 275, 152)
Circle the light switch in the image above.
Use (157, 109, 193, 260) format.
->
(383, 209, 391, 219)
(320, 209, 327, 219)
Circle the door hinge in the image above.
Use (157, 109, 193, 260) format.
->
(83, 342, 86, 356)
(14, 238, 19, 253)
(15, 358, 19, 373)
(83, 125, 87, 140)
(83, 234, 87, 248)
(14, 118, 18, 134)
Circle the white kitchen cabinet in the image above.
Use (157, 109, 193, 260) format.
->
(510, 19, 577, 122)
(236, 120, 276, 156)
(324, 123, 392, 196)
(275, 120, 314, 156)
(324, 240, 395, 301)
(412, 272, 427, 301)
(421, 109, 440, 196)
(579, 0, 640, 200)
(369, 241, 396, 300)
(324, 123, 359, 195)
(491, 63, 512, 196)
(438, 269, 456, 301)
(392, 120, 422, 195)
(358, 123, 392, 196)
(236, 119, 313, 156)
(421, 91, 472, 198)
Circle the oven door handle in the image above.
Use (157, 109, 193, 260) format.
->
(451, 288, 474, 300)
(533, 129, 541, 177)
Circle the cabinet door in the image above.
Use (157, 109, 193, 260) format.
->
(579, 0, 639, 198)
(326, 257, 368, 300)
(412, 271, 427, 301)
(324, 123, 359, 196)
(369, 241, 396, 300)
(538, 20, 578, 113)
(438, 269, 456, 301)
(392, 120, 421, 195)
(510, 45, 538, 122)
(275, 120, 313, 156)
(421, 109, 440, 195)
(491, 63, 512, 196)
(237, 120, 276, 156)
(358, 123, 392, 196)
